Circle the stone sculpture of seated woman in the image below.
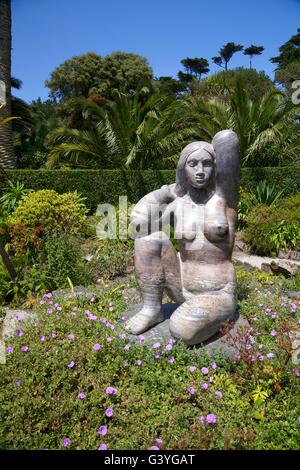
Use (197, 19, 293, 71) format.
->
(125, 129, 240, 346)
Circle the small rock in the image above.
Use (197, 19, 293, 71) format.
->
(52, 285, 97, 301)
(1, 308, 38, 339)
(261, 260, 299, 278)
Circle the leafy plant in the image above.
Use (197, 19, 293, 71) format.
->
(252, 180, 285, 205)
(0, 180, 32, 215)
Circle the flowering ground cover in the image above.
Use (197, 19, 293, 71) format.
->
(0, 266, 299, 450)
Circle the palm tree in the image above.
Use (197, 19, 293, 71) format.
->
(0, 0, 15, 168)
(174, 78, 300, 167)
(243, 45, 264, 69)
(47, 85, 194, 169)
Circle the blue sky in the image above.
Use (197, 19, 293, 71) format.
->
(12, 0, 300, 102)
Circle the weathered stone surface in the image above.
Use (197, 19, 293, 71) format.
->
(122, 303, 249, 359)
(261, 260, 299, 277)
(1, 308, 38, 339)
(125, 130, 240, 346)
(52, 285, 97, 301)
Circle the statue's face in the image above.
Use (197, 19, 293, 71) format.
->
(185, 149, 214, 189)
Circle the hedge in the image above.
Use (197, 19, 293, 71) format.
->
(2, 167, 300, 212)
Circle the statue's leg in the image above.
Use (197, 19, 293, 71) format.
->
(124, 231, 171, 334)
(161, 242, 185, 304)
(169, 284, 236, 345)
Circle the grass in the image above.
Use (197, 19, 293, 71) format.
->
(0, 268, 299, 450)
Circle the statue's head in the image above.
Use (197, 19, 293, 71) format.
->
(175, 141, 216, 196)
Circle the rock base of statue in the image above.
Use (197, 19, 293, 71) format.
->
(122, 303, 249, 359)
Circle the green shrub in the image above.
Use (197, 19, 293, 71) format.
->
(4, 167, 299, 212)
(87, 239, 134, 280)
(243, 194, 300, 255)
(40, 234, 87, 290)
(8, 189, 88, 236)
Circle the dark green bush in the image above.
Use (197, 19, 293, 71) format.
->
(4, 167, 299, 212)
(243, 194, 300, 255)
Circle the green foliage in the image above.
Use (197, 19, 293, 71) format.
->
(45, 52, 153, 101)
(1, 268, 300, 450)
(237, 188, 256, 229)
(8, 189, 88, 235)
(243, 194, 300, 255)
(252, 180, 285, 205)
(4, 167, 299, 213)
(243, 45, 264, 68)
(46, 84, 193, 169)
(0, 180, 32, 215)
(177, 78, 300, 167)
(40, 234, 87, 290)
(212, 42, 244, 70)
(271, 27, 300, 69)
(275, 61, 300, 97)
(204, 68, 274, 102)
(87, 239, 133, 280)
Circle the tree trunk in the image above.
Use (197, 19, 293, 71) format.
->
(0, 0, 15, 168)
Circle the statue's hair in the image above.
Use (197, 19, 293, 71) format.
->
(175, 141, 216, 196)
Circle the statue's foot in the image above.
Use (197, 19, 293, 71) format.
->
(124, 306, 164, 335)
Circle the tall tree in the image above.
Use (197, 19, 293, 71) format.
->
(0, 0, 15, 168)
(45, 52, 153, 101)
(243, 45, 264, 68)
(180, 57, 210, 80)
(212, 42, 243, 71)
(271, 27, 300, 69)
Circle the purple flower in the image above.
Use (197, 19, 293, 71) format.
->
(211, 362, 217, 370)
(62, 437, 70, 447)
(98, 443, 108, 450)
(17, 329, 23, 337)
(21, 345, 29, 352)
(154, 353, 160, 359)
(187, 386, 195, 395)
(77, 392, 86, 399)
(67, 361, 75, 368)
(155, 438, 163, 448)
(168, 356, 175, 363)
(68, 333, 75, 340)
(124, 343, 130, 350)
(293, 368, 300, 377)
(270, 330, 277, 337)
(105, 407, 113, 418)
(266, 352, 275, 358)
(39, 300, 45, 305)
(198, 415, 206, 425)
(123, 362, 129, 367)
(149, 446, 160, 450)
(40, 335, 45, 342)
(165, 343, 173, 351)
(43, 292, 52, 299)
(152, 342, 161, 349)
(206, 413, 217, 424)
(136, 360, 142, 366)
(137, 335, 145, 343)
(84, 310, 91, 315)
(291, 303, 297, 313)
(215, 390, 223, 398)
(6, 346, 13, 353)
(201, 367, 209, 375)
(189, 366, 196, 372)
(47, 308, 53, 315)
(106, 337, 112, 343)
(201, 382, 209, 390)
(118, 333, 126, 340)
(258, 354, 265, 361)
(109, 307, 114, 312)
(15, 381, 22, 386)
(98, 425, 107, 436)
(56, 306, 62, 311)
(88, 314, 97, 321)
(93, 343, 102, 351)
(106, 386, 117, 395)
(51, 332, 57, 338)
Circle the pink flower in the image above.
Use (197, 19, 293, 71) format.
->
(77, 392, 86, 399)
(187, 386, 195, 395)
(124, 343, 130, 350)
(106, 337, 112, 343)
(155, 438, 163, 448)
(270, 330, 277, 337)
(189, 366, 196, 372)
(152, 342, 161, 349)
(137, 335, 145, 343)
(68, 334, 75, 340)
(93, 343, 102, 351)
(51, 332, 57, 338)
(67, 361, 75, 368)
(21, 346, 29, 352)
(201, 367, 209, 375)
(198, 415, 206, 425)
(149, 446, 160, 450)
(215, 390, 223, 398)
(168, 356, 175, 363)
(201, 382, 209, 390)
(136, 360, 142, 366)
(6, 346, 13, 353)
(211, 362, 217, 369)
(165, 343, 172, 351)
(106, 386, 117, 395)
